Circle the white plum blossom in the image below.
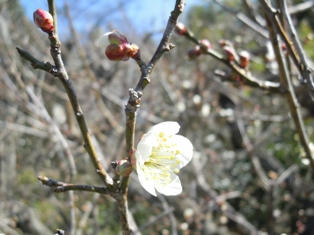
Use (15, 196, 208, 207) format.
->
(135, 121, 193, 196)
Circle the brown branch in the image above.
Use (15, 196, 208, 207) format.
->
(46, 0, 111, 184)
(118, 1, 186, 234)
(38, 176, 110, 194)
(123, 0, 186, 179)
(279, 0, 314, 90)
(264, 12, 314, 170)
(182, 30, 281, 92)
(16, 47, 58, 75)
(17, 1, 112, 185)
(259, 0, 314, 92)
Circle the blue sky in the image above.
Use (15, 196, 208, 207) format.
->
(21, 0, 204, 40)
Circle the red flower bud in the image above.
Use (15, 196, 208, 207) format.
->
(175, 22, 187, 35)
(239, 50, 250, 68)
(104, 31, 140, 61)
(200, 39, 211, 52)
(188, 46, 202, 59)
(105, 44, 129, 61)
(33, 9, 54, 33)
(223, 46, 236, 62)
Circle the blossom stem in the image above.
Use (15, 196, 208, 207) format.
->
(119, 0, 186, 232)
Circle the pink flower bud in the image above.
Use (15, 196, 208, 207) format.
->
(223, 46, 236, 62)
(188, 46, 202, 59)
(105, 31, 140, 61)
(175, 22, 187, 35)
(239, 50, 250, 68)
(33, 9, 54, 33)
(200, 39, 211, 52)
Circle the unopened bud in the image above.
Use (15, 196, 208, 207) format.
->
(239, 50, 250, 68)
(33, 9, 54, 33)
(105, 44, 129, 61)
(188, 46, 201, 59)
(104, 31, 140, 61)
(114, 160, 132, 176)
(175, 22, 188, 35)
(200, 39, 211, 52)
(223, 46, 236, 62)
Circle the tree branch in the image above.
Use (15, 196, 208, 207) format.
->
(46, 0, 111, 184)
(181, 29, 281, 92)
(38, 176, 110, 194)
(16, 47, 58, 75)
(264, 12, 314, 170)
(119, 1, 186, 234)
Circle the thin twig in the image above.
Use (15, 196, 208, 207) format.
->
(211, 0, 269, 39)
(279, 0, 314, 90)
(264, 12, 314, 170)
(259, 0, 313, 92)
(38, 176, 110, 194)
(46, 0, 111, 184)
(16, 47, 57, 75)
(182, 30, 281, 91)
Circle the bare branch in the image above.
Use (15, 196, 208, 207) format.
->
(46, 0, 112, 184)
(181, 29, 281, 91)
(38, 176, 110, 194)
(264, 11, 314, 170)
(16, 47, 57, 75)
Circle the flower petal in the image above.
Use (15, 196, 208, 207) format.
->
(148, 121, 180, 135)
(135, 132, 156, 162)
(172, 135, 193, 168)
(136, 162, 157, 196)
(155, 174, 182, 196)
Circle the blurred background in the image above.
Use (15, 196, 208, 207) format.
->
(1, 0, 314, 234)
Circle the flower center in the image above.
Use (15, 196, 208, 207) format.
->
(142, 132, 181, 185)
